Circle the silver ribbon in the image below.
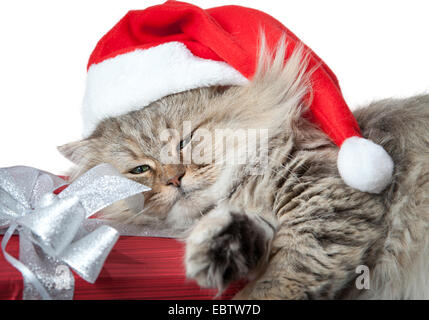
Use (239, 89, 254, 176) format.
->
(0, 163, 150, 300)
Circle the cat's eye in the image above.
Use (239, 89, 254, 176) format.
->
(178, 134, 192, 150)
(129, 165, 151, 174)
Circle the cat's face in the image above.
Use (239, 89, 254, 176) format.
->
(59, 87, 249, 228)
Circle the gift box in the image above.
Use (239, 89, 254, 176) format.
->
(0, 164, 244, 300)
(0, 234, 244, 300)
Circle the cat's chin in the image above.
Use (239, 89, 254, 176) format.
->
(166, 194, 217, 229)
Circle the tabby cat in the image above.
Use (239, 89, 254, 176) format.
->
(59, 43, 429, 299)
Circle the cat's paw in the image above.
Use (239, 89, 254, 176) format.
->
(185, 210, 273, 291)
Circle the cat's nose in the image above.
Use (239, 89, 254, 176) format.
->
(166, 171, 185, 187)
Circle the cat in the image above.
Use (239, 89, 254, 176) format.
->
(59, 42, 429, 299)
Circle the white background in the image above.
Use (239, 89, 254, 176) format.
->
(0, 0, 428, 174)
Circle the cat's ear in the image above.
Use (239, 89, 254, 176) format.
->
(57, 139, 94, 164)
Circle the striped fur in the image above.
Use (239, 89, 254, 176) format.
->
(59, 41, 429, 299)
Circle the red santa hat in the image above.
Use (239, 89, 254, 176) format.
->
(82, 0, 393, 193)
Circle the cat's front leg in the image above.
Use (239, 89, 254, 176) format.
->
(185, 204, 276, 292)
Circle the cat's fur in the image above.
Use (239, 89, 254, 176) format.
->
(59, 41, 429, 299)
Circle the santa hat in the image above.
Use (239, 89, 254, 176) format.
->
(82, 0, 393, 193)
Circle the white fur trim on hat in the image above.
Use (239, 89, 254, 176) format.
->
(337, 136, 394, 193)
(82, 41, 248, 137)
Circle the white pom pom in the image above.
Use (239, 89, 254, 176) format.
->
(337, 137, 394, 193)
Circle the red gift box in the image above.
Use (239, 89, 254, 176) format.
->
(0, 169, 245, 300)
(0, 234, 244, 300)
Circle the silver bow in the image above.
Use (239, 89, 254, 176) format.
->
(0, 163, 150, 300)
